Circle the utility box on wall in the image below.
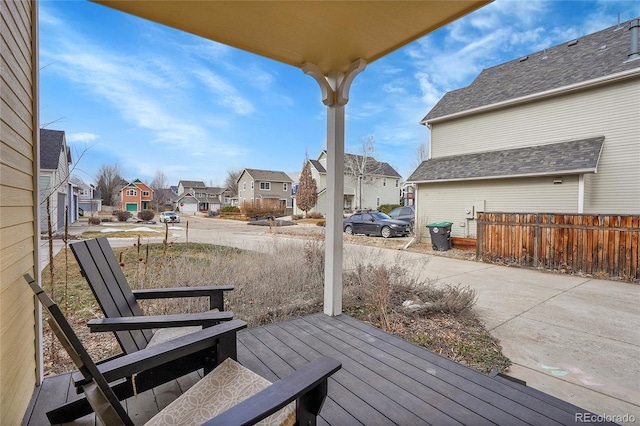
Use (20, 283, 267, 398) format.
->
(474, 200, 485, 215)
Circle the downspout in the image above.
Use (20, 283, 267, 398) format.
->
(578, 174, 585, 213)
(31, 0, 44, 386)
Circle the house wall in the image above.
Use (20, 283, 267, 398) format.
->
(0, 0, 40, 422)
(237, 172, 254, 205)
(254, 180, 291, 206)
(429, 76, 640, 215)
(120, 186, 141, 211)
(416, 176, 580, 240)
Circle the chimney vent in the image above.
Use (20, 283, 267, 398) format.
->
(629, 18, 640, 61)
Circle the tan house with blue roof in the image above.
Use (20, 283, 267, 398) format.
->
(408, 18, 640, 240)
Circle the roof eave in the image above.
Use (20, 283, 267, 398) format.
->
(422, 68, 640, 125)
(407, 168, 598, 184)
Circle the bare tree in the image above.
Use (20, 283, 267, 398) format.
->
(149, 170, 169, 211)
(95, 163, 125, 206)
(344, 135, 384, 210)
(296, 161, 318, 215)
(411, 140, 429, 171)
(224, 168, 243, 196)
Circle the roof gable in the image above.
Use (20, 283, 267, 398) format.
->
(40, 129, 68, 170)
(424, 19, 640, 122)
(407, 136, 605, 183)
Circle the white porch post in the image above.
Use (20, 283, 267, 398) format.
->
(303, 59, 366, 316)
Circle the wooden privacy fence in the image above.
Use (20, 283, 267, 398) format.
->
(477, 213, 640, 281)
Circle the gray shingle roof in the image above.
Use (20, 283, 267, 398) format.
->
(423, 19, 640, 122)
(407, 136, 604, 183)
(40, 129, 67, 170)
(243, 168, 293, 182)
(344, 153, 402, 178)
(179, 180, 206, 189)
(309, 159, 326, 173)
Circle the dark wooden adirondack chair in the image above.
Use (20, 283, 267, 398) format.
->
(70, 237, 235, 353)
(25, 274, 341, 426)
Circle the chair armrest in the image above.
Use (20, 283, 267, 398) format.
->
(133, 286, 234, 310)
(87, 311, 233, 332)
(75, 319, 247, 386)
(203, 356, 342, 426)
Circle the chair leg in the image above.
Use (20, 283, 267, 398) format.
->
(296, 380, 328, 426)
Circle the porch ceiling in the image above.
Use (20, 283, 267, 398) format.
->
(92, 1, 490, 74)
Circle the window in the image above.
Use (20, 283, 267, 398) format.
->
(376, 197, 380, 207)
(383, 178, 386, 187)
(242, 182, 246, 191)
(126, 189, 137, 196)
(395, 179, 399, 188)
(251, 181, 254, 190)
(142, 191, 150, 196)
(260, 182, 270, 190)
(283, 183, 288, 191)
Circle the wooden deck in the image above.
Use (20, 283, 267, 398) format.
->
(23, 313, 608, 425)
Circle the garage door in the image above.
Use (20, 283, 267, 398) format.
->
(126, 203, 138, 212)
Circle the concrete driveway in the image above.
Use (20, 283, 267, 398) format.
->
(47, 215, 640, 419)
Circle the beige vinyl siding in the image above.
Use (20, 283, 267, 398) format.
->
(1, 0, 39, 423)
(430, 77, 640, 214)
(416, 176, 579, 240)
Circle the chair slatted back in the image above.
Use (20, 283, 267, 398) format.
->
(24, 274, 133, 426)
(70, 237, 152, 353)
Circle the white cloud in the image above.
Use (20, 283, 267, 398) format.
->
(66, 132, 98, 143)
(193, 68, 255, 116)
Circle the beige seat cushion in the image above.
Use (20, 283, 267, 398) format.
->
(144, 358, 295, 426)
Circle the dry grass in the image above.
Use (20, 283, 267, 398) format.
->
(41, 236, 510, 376)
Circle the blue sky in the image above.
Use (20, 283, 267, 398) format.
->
(39, 0, 639, 187)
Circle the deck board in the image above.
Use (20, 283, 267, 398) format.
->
(25, 314, 610, 426)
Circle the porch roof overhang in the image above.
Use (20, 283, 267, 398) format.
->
(91, 0, 491, 316)
(92, 1, 490, 75)
(407, 136, 605, 184)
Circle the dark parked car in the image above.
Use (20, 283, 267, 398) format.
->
(387, 205, 415, 232)
(343, 211, 411, 238)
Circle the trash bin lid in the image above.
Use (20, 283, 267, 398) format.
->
(427, 221, 453, 227)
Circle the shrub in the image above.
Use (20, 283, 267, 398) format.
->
(240, 200, 284, 217)
(115, 211, 133, 222)
(291, 214, 303, 220)
(88, 216, 101, 225)
(316, 220, 325, 227)
(306, 212, 324, 219)
(137, 210, 155, 221)
(208, 210, 219, 217)
(101, 217, 112, 223)
(221, 206, 240, 213)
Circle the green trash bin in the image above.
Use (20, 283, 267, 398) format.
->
(426, 222, 453, 251)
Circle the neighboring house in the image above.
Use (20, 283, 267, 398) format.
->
(71, 176, 102, 216)
(408, 19, 640, 240)
(39, 129, 79, 232)
(119, 179, 153, 212)
(298, 150, 401, 215)
(237, 169, 294, 210)
(175, 180, 232, 214)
